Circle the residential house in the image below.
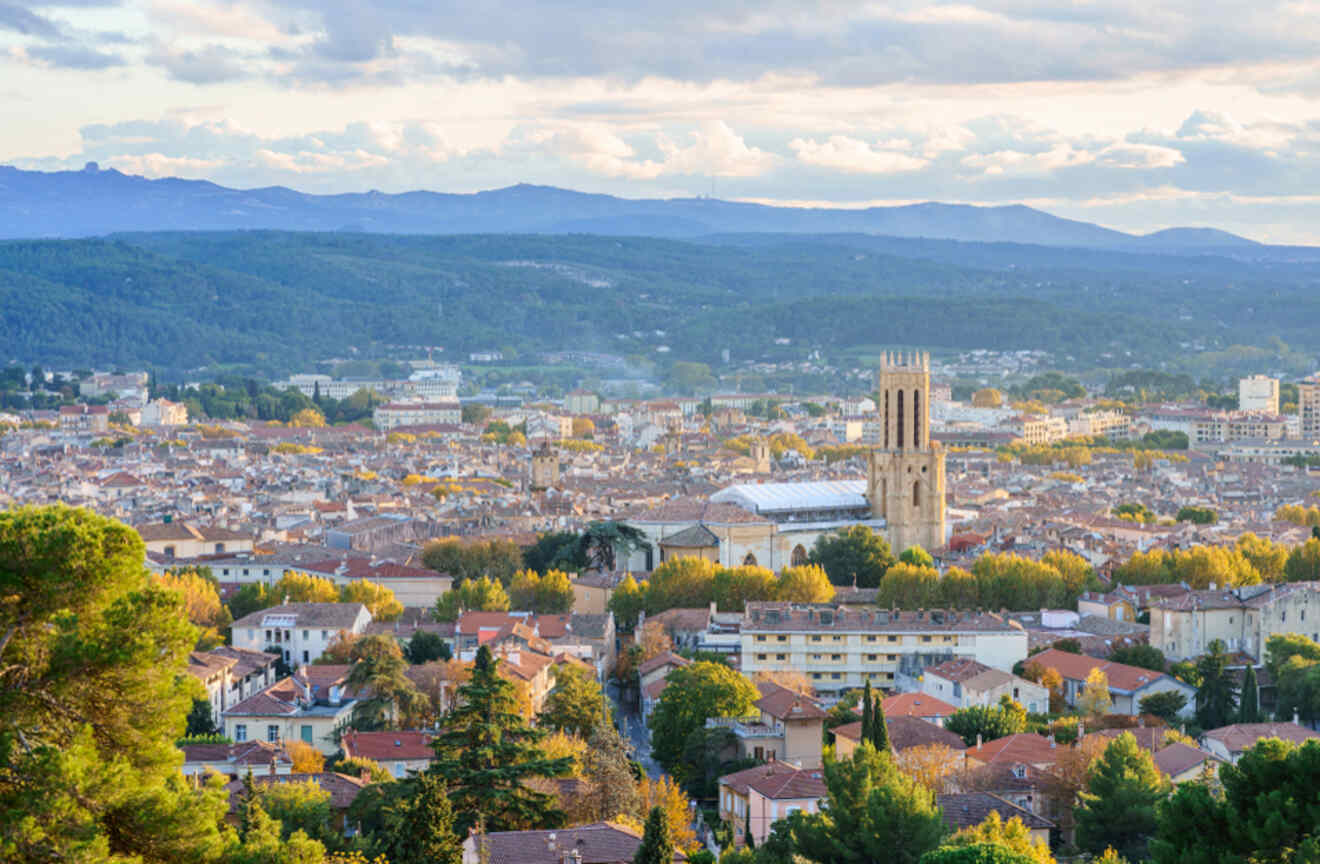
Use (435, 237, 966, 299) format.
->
(341, 730, 434, 779)
(1077, 590, 1138, 622)
(718, 761, 827, 846)
(707, 680, 827, 768)
(180, 740, 293, 779)
(186, 646, 280, 728)
(231, 603, 373, 667)
(462, 822, 686, 864)
(572, 570, 621, 615)
(223, 772, 368, 836)
(922, 658, 1050, 714)
(1150, 582, 1320, 661)
(1029, 648, 1195, 717)
(1201, 721, 1320, 763)
(937, 793, 1055, 846)
(221, 664, 359, 754)
(964, 733, 1065, 771)
(880, 692, 958, 727)
(135, 519, 254, 559)
(59, 403, 109, 434)
(1153, 742, 1225, 784)
(740, 602, 1028, 695)
(833, 715, 966, 759)
(638, 651, 690, 721)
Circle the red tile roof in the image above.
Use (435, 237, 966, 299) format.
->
(882, 692, 958, 719)
(1030, 648, 1174, 693)
(341, 730, 434, 762)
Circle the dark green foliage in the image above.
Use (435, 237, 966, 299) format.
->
(861, 680, 875, 744)
(792, 743, 947, 864)
(428, 645, 572, 833)
(1138, 691, 1188, 725)
(1076, 732, 1170, 860)
(522, 531, 587, 574)
(578, 521, 649, 572)
(635, 806, 675, 864)
(364, 773, 463, 864)
(1151, 739, 1320, 864)
(1176, 506, 1218, 525)
(810, 525, 895, 588)
(1239, 665, 1260, 723)
(1050, 638, 1082, 654)
(870, 691, 890, 752)
(1194, 639, 1238, 730)
(186, 697, 220, 737)
(681, 726, 755, 799)
(541, 664, 607, 738)
(945, 698, 1028, 747)
(405, 631, 452, 664)
(1109, 644, 1166, 672)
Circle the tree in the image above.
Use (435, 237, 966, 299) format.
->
(1285, 538, 1320, 582)
(428, 645, 572, 833)
(775, 564, 836, 603)
(157, 568, 232, 648)
(1077, 669, 1113, 719)
(809, 525, 895, 588)
(1039, 667, 1066, 714)
(920, 844, 1038, 864)
(645, 556, 717, 614)
(1175, 506, 1218, 525)
(1194, 639, 1238, 730)
(578, 521, 649, 572)
(287, 739, 325, 773)
(637, 774, 699, 852)
(648, 661, 759, 774)
(405, 631, 452, 664)
(635, 806, 675, 864)
(229, 800, 326, 864)
(900, 546, 935, 568)
(870, 689, 891, 752)
(256, 779, 337, 849)
(522, 531, 587, 575)
(542, 664, 607, 737)
(345, 635, 428, 730)
(462, 402, 493, 426)
(288, 407, 326, 427)
(937, 811, 1054, 864)
(713, 564, 778, 611)
(339, 579, 403, 621)
(187, 696, 221, 737)
(1075, 732, 1169, 860)
(946, 698, 1028, 747)
(894, 744, 964, 794)
(271, 570, 340, 604)
(509, 568, 576, 613)
(609, 574, 647, 632)
(1151, 738, 1320, 864)
(1238, 664, 1260, 723)
(371, 772, 463, 864)
(1108, 644, 1166, 672)
(433, 576, 511, 621)
(1138, 691, 1188, 725)
(329, 755, 394, 783)
(793, 742, 947, 864)
(579, 717, 640, 824)
(0, 505, 233, 862)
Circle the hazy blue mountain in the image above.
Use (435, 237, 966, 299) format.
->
(0, 163, 1268, 253)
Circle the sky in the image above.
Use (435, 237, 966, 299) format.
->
(4, 1, 1320, 242)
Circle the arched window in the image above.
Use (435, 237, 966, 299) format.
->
(914, 388, 921, 447)
(791, 545, 808, 566)
(884, 390, 890, 449)
(897, 390, 905, 449)
(913, 480, 921, 508)
(743, 552, 758, 566)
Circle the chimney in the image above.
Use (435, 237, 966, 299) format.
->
(1049, 734, 1056, 749)
(1295, 710, 1301, 725)
(976, 733, 982, 749)
(547, 833, 557, 853)
(269, 756, 277, 776)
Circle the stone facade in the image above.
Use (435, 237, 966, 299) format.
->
(868, 352, 946, 553)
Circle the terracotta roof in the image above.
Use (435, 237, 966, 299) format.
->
(1082, 726, 1169, 754)
(965, 733, 1062, 767)
(754, 680, 826, 721)
(341, 730, 434, 762)
(1152, 742, 1221, 777)
(1029, 648, 1177, 694)
(834, 716, 966, 752)
(231, 602, 368, 630)
(1201, 721, 1320, 753)
(646, 607, 711, 632)
(225, 772, 368, 812)
(467, 822, 685, 864)
(882, 692, 958, 719)
(937, 792, 1056, 831)
(719, 761, 827, 800)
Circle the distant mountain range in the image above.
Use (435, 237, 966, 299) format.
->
(0, 164, 1280, 253)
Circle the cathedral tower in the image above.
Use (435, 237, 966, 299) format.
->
(868, 351, 946, 553)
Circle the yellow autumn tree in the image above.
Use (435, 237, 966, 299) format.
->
(339, 579, 403, 621)
(287, 738, 325, 773)
(1077, 668, 1113, 718)
(289, 408, 327, 428)
(636, 774, 698, 852)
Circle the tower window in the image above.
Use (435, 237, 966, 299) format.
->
(913, 480, 920, 507)
(897, 390, 905, 449)
(914, 388, 921, 447)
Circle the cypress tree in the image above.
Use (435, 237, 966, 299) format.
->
(636, 806, 675, 864)
(871, 692, 890, 752)
(1238, 665, 1260, 723)
(861, 679, 874, 742)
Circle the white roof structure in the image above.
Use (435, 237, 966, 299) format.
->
(711, 480, 869, 514)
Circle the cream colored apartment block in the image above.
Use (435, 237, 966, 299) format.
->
(1151, 582, 1320, 661)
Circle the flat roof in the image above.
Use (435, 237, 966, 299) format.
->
(712, 480, 869, 513)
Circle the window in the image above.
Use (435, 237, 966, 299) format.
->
(864, 635, 877, 643)
(321, 630, 328, 639)
(831, 673, 841, 680)
(913, 480, 920, 508)
(775, 654, 787, 661)
(756, 653, 768, 661)
(267, 725, 280, 743)
(163, 546, 175, 559)
(921, 635, 932, 643)
(866, 654, 878, 661)
(215, 543, 225, 554)
(300, 725, 313, 743)
(810, 635, 822, 642)
(743, 553, 758, 566)
(265, 629, 272, 642)
(888, 636, 899, 643)
(235, 724, 248, 742)
(792, 545, 808, 566)
(777, 635, 788, 643)
(831, 653, 842, 661)
(302, 630, 309, 640)
(756, 635, 767, 643)
(302, 651, 309, 663)
(832, 635, 843, 642)
(1013, 687, 1020, 699)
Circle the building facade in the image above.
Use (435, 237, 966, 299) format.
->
(868, 352, 946, 553)
(1239, 375, 1280, 414)
(1150, 582, 1320, 661)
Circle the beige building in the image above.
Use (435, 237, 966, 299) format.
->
(1239, 375, 1280, 414)
(922, 658, 1050, 714)
(868, 352, 946, 553)
(141, 398, 188, 426)
(740, 602, 1028, 695)
(1150, 581, 1320, 661)
(530, 442, 560, 490)
(135, 519, 254, 559)
(1066, 409, 1130, 439)
(1301, 376, 1320, 437)
(372, 400, 461, 430)
(707, 680, 827, 768)
(571, 570, 619, 615)
(1006, 414, 1070, 445)
(718, 762, 827, 846)
(222, 665, 358, 753)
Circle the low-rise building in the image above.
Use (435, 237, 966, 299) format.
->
(372, 400, 462, 430)
(341, 730, 434, 778)
(462, 822, 685, 864)
(706, 680, 827, 768)
(1201, 721, 1320, 763)
(937, 793, 1055, 846)
(718, 761, 827, 846)
(1150, 581, 1320, 661)
(833, 715, 966, 758)
(1029, 648, 1195, 717)
(222, 665, 359, 753)
(231, 603, 373, 667)
(58, 404, 109, 434)
(922, 658, 1050, 714)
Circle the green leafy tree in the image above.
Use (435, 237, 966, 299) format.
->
(1151, 738, 1320, 864)
(346, 635, 428, 730)
(920, 844, 1038, 864)
(371, 772, 463, 864)
(870, 688, 891, 752)
(1238, 664, 1261, 723)
(578, 521, 649, 572)
(187, 696, 221, 737)
(433, 576, 511, 622)
(609, 574, 648, 633)
(228, 801, 326, 864)
(522, 531, 588, 575)
(255, 779, 337, 849)
(428, 645, 572, 833)
(542, 664, 607, 737)
(1194, 639, 1238, 730)
(405, 631, 452, 664)
(1138, 691, 1188, 725)
(635, 805, 676, 864)
(793, 742, 947, 864)
(945, 697, 1028, 747)
(809, 525, 895, 588)
(1075, 732, 1170, 860)
(1108, 644, 1166, 672)
(580, 717, 640, 823)
(648, 661, 759, 775)
(509, 568, 576, 613)
(900, 546, 935, 568)
(713, 565, 778, 612)
(1285, 538, 1320, 582)
(1175, 506, 1218, 525)
(645, 556, 717, 614)
(0, 505, 233, 862)
(929, 811, 1054, 864)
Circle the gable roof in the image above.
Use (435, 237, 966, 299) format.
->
(718, 761, 826, 800)
(1029, 648, 1180, 694)
(1201, 721, 1320, 752)
(466, 822, 685, 864)
(341, 730, 434, 762)
(964, 733, 1062, 767)
(834, 716, 966, 752)
(936, 792, 1056, 831)
(1152, 742, 1221, 777)
(231, 602, 368, 630)
(754, 680, 826, 721)
(882, 692, 958, 719)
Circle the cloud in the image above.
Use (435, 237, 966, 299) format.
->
(0, 2, 59, 37)
(790, 136, 928, 174)
(147, 43, 250, 84)
(25, 42, 124, 68)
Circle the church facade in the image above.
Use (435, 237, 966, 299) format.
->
(867, 351, 946, 554)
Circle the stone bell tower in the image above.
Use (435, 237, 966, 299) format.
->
(868, 351, 946, 553)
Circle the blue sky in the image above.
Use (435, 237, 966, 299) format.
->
(5, 0, 1320, 242)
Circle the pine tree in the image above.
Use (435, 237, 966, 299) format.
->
(871, 692, 890, 752)
(581, 717, 639, 822)
(1238, 665, 1260, 723)
(375, 772, 463, 864)
(428, 645, 573, 834)
(1075, 732, 1170, 860)
(636, 806, 676, 864)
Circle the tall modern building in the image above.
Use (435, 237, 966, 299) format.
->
(1300, 376, 1320, 438)
(1239, 375, 1280, 414)
(868, 352, 946, 553)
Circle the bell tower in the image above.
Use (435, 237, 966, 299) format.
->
(868, 351, 945, 553)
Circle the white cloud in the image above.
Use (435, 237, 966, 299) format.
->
(789, 135, 928, 174)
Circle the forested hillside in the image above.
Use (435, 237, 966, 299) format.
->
(2, 230, 1318, 374)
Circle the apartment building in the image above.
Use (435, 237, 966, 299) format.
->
(1239, 375, 1280, 414)
(739, 602, 1028, 694)
(231, 602, 373, 667)
(1150, 582, 1320, 661)
(372, 400, 461, 430)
